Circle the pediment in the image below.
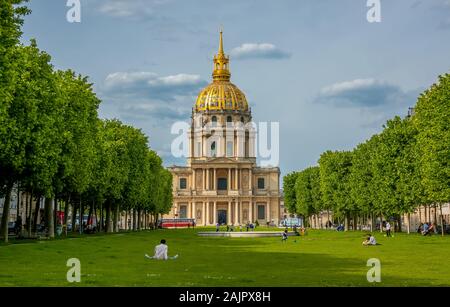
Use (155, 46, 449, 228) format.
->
(206, 157, 236, 164)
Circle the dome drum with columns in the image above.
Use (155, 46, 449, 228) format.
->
(167, 31, 281, 227)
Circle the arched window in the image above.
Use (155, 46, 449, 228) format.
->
(240, 116, 245, 123)
(211, 116, 217, 127)
(211, 141, 217, 157)
(227, 116, 232, 123)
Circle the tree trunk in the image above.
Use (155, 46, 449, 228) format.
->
(344, 214, 349, 231)
(87, 201, 93, 229)
(440, 204, 444, 236)
(25, 192, 29, 236)
(99, 203, 103, 232)
(370, 213, 374, 232)
(64, 196, 70, 236)
(72, 202, 77, 233)
(53, 198, 58, 234)
(434, 205, 438, 225)
(418, 206, 422, 223)
(113, 204, 119, 232)
(0, 183, 14, 242)
(44, 198, 55, 238)
(79, 199, 84, 234)
(16, 184, 21, 226)
(133, 210, 137, 231)
(379, 214, 383, 233)
(93, 203, 97, 231)
(106, 202, 113, 233)
(137, 209, 141, 230)
(27, 192, 33, 237)
(33, 196, 41, 234)
(407, 213, 411, 234)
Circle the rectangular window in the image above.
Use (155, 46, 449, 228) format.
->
(179, 205, 187, 218)
(218, 178, 227, 190)
(258, 178, 265, 189)
(226, 142, 233, 157)
(257, 205, 265, 220)
(179, 178, 187, 189)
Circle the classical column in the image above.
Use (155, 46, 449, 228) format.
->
(227, 168, 231, 191)
(213, 168, 217, 190)
(202, 202, 206, 226)
(235, 201, 240, 225)
(249, 169, 253, 193)
(206, 168, 209, 190)
(193, 202, 197, 221)
(267, 202, 271, 223)
(187, 201, 191, 218)
(203, 169, 206, 190)
(254, 201, 257, 222)
(206, 201, 210, 225)
(235, 168, 238, 190)
(249, 201, 253, 223)
(213, 201, 217, 224)
(228, 201, 231, 225)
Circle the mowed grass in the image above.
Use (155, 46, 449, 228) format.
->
(0, 228, 449, 287)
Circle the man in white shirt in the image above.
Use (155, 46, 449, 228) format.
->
(385, 222, 392, 237)
(145, 239, 178, 260)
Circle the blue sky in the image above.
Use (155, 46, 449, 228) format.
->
(20, 0, 450, 178)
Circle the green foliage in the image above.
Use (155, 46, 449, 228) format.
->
(0, 2, 171, 239)
(319, 151, 354, 218)
(282, 171, 299, 214)
(285, 73, 449, 225)
(414, 74, 450, 203)
(294, 167, 321, 217)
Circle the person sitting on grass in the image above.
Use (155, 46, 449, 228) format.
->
(145, 239, 178, 260)
(421, 222, 430, 236)
(362, 234, 378, 246)
(282, 230, 288, 243)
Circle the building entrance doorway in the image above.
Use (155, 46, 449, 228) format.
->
(218, 210, 227, 225)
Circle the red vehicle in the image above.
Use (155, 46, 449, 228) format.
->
(158, 218, 195, 229)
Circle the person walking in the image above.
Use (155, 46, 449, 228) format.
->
(386, 222, 392, 237)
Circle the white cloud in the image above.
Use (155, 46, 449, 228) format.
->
(103, 71, 207, 101)
(230, 43, 291, 60)
(101, 71, 207, 122)
(96, 0, 169, 18)
(317, 78, 412, 108)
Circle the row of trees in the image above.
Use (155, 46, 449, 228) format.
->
(284, 73, 449, 234)
(0, 0, 172, 242)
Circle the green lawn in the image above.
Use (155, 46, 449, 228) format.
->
(0, 228, 449, 286)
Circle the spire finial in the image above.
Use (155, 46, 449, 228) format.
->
(212, 26, 230, 82)
(218, 27, 224, 55)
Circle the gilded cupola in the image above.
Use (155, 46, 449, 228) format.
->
(195, 31, 249, 113)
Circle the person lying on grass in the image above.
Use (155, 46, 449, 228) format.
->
(145, 239, 178, 260)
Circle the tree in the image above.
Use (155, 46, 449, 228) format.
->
(319, 151, 354, 230)
(1, 42, 61, 241)
(414, 74, 450, 235)
(283, 172, 299, 215)
(294, 167, 322, 226)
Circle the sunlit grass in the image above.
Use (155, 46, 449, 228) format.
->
(0, 228, 449, 286)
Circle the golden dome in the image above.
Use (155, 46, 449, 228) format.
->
(195, 30, 249, 112)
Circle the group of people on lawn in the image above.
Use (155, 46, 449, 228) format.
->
(418, 222, 437, 236)
(216, 221, 260, 232)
